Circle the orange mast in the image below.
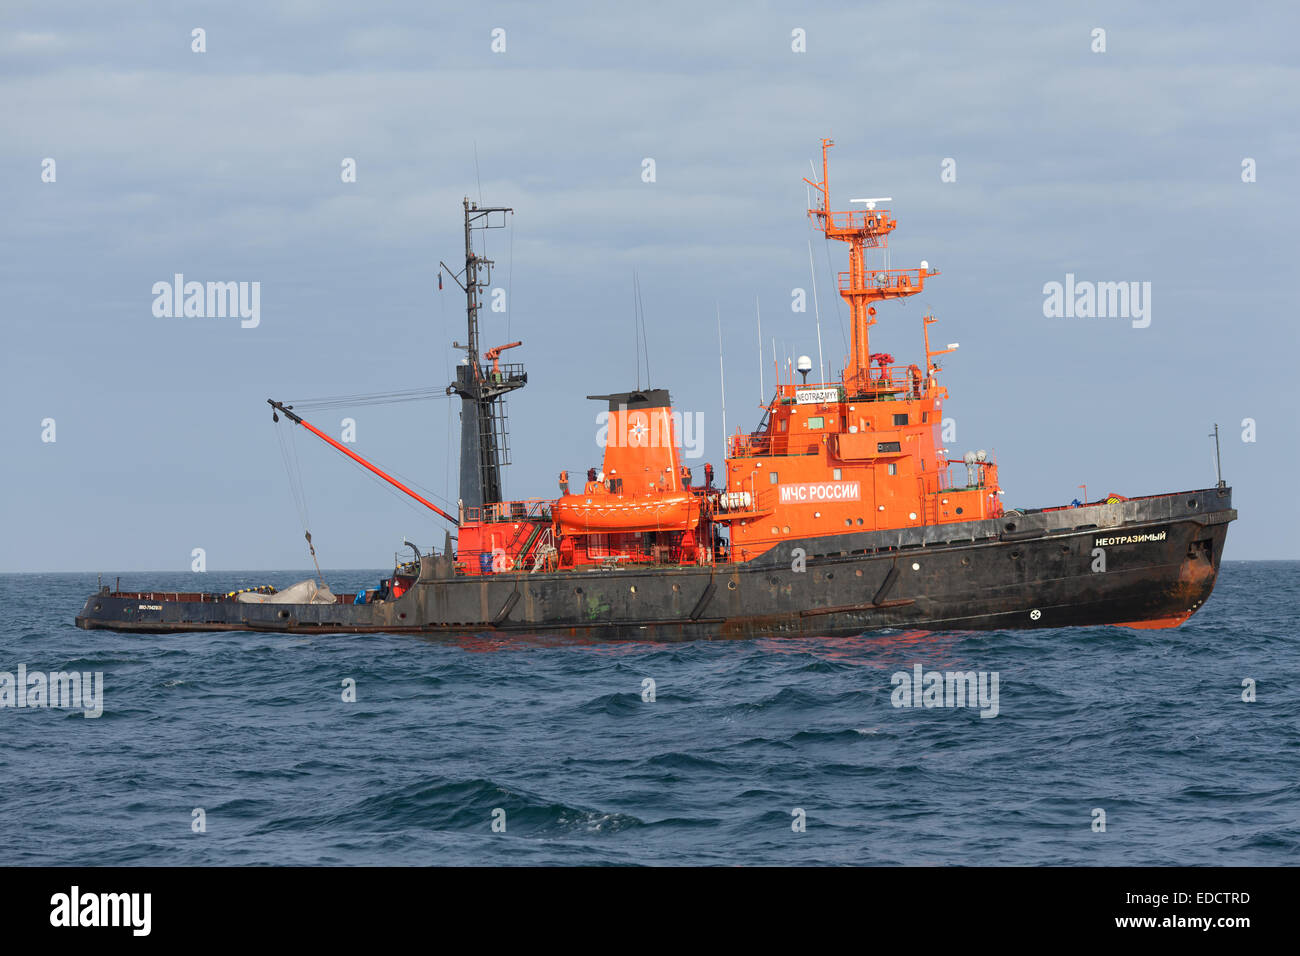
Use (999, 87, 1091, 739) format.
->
(803, 139, 938, 394)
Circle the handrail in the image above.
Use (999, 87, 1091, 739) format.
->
(837, 268, 931, 294)
(462, 498, 553, 524)
(820, 209, 895, 236)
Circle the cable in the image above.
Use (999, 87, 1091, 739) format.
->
(284, 386, 451, 410)
(506, 212, 514, 341)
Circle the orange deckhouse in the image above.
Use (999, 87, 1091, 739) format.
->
(719, 139, 1001, 562)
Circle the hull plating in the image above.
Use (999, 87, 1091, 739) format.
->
(76, 488, 1235, 640)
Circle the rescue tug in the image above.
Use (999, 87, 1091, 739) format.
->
(77, 141, 1236, 638)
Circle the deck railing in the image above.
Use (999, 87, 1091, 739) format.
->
(820, 209, 895, 238)
(462, 498, 553, 524)
(837, 268, 931, 294)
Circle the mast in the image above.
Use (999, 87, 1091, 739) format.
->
(803, 138, 938, 396)
(440, 198, 524, 510)
(1211, 423, 1225, 488)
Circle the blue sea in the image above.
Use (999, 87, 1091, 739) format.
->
(0, 562, 1295, 866)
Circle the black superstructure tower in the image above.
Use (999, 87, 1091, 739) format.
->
(442, 199, 526, 511)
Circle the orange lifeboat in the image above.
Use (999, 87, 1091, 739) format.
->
(555, 484, 699, 534)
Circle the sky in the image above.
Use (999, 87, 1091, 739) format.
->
(2, 0, 1296, 572)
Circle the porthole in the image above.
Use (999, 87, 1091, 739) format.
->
(825, 572, 834, 580)
(575, 587, 583, 595)
(278, 610, 290, 619)
(844, 519, 852, 527)
(399, 612, 407, 620)
(1004, 522, 1017, 532)
(770, 576, 780, 585)
(961, 557, 970, 566)
(672, 584, 680, 592)
(93, 603, 102, 611)
(782, 526, 791, 534)
(629, 585, 637, 594)
(1010, 550, 1021, 560)
(855, 569, 863, 577)
(1187, 498, 1199, 509)
(955, 506, 964, 515)
(856, 518, 864, 526)
(771, 526, 779, 535)
(727, 581, 737, 590)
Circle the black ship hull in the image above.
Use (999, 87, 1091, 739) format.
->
(76, 487, 1235, 639)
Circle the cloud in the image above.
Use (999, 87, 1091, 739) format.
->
(2, 31, 67, 54)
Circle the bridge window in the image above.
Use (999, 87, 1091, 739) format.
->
(893, 413, 909, 426)
(888, 463, 898, 475)
(877, 441, 901, 453)
(807, 416, 824, 429)
(833, 468, 842, 480)
(769, 471, 779, 484)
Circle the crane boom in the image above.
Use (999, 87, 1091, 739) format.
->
(268, 399, 459, 527)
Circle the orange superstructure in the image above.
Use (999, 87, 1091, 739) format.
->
(717, 139, 1001, 561)
(452, 139, 1001, 574)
